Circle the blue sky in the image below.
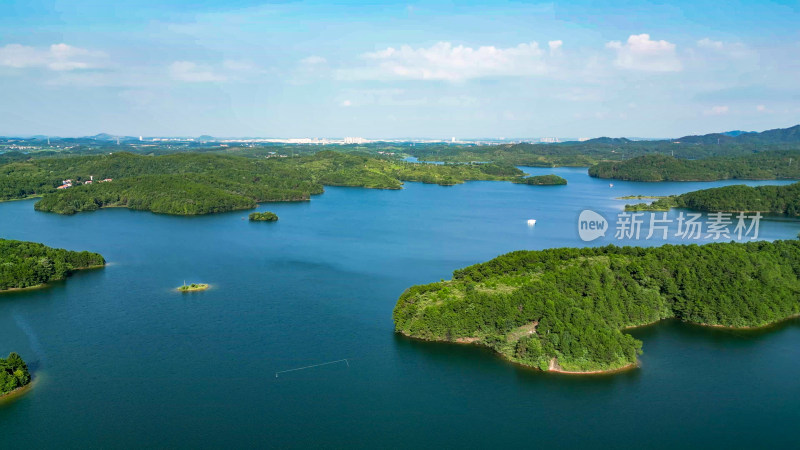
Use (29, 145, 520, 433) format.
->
(1, 0, 799, 138)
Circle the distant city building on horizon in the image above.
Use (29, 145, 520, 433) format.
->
(540, 137, 560, 143)
(344, 137, 369, 144)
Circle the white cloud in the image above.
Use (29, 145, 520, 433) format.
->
(704, 105, 729, 115)
(697, 38, 724, 50)
(301, 56, 327, 65)
(341, 99, 352, 107)
(438, 95, 478, 107)
(169, 61, 226, 82)
(756, 104, 773, 113)
(222, 59, 256, 71)
(119, 89, 158, 108)
(548, 40, 563, 54)
(0, 43, 106, 71)
(348, 41, 550, 81)
(606, 34, 682, 72)
(336, 88, 430, 107)
(551, 88, 603, 102)
(696, 38, 750, 59)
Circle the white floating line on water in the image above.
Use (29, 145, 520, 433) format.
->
(275, 359, 350, 377)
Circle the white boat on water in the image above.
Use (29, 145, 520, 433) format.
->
(527, 219, 537, 226)
(609, 183, 614, 188)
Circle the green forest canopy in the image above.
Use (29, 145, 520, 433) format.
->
(626, 182, 800, 215)
(588, 153, 800, 182)
(394, 240, 800, 373)
(0, 353, 31, 396)
(514, 174, 567, 185)
(249, 211, 278, 221)
(0, 151, 524, 215)
(0, 239, 105, 290)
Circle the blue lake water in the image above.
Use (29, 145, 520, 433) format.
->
(1, 167, 799, 448)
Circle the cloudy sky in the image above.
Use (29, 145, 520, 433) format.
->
(1, 0, 799, 138)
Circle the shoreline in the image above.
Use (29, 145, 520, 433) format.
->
(0, 194, 42, 203)
(0, 263, 107, 294)
(546, 360, 639, 375)
(399, 313, 800, 375)
(398, 331, 638, 375)
(692, 314, 800, 331)
(0, 380, 34, 404)
(622, 314, 800, 332)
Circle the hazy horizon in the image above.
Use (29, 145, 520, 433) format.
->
(3, 123, 796, 142)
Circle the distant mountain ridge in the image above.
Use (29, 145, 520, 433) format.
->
(673, 125, 800, 145)
(560, 124, 799, 146)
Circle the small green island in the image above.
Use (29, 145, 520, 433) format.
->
(0, 239, 106, 291)
(249, 211, 278, 221)
(178, 283, 210, 292)
(1, 352, 32, 398)
(393, 240, 800, 374)
(514, 174, 567, 186)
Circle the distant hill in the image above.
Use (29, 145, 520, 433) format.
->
(675, 124, 800, 145)
(721, 130, 753, 137)
(744, 124, 800, 143)
(581, 137, 633, 145)
(91, 133, 117, 141)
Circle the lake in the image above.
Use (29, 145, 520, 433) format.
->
(1, 167, 799, 448)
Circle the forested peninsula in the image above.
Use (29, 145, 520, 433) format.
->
(1, 353, 31, 397)
(588, 153, 800, 182)
(0, 239, 105, 291)
(0, 151, 523, 216)
(393, 241, 800, 373)
(626, 182, 800, 215)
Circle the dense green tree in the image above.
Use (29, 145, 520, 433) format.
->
(394, 241, 800, 372)
(589, 153, 800, 182)
(0, 151, 523, 216)
(626, 182, 800, 215)
(0, 352, 32, 396)
(0, 239, 105, 290)
(513, 174, 567, 185)
(249, 212, 279, 221)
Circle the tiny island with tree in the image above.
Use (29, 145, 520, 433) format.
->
(514, 174, 567, 186)
(177, 282, 210, 292)
(249, 211, 279, 221)
(0, 352, 32, 398)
